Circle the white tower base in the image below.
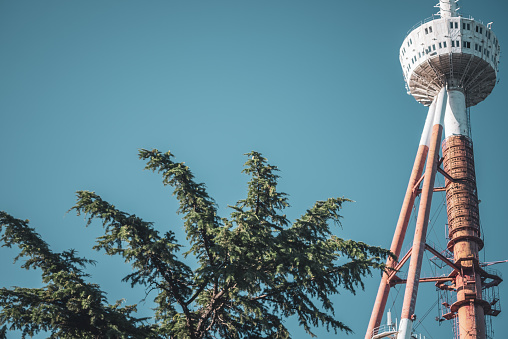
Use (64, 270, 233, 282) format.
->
(397, 318, 413, 339)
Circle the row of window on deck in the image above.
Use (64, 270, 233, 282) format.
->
(405, 21, 498, 51)
(423, 22, 492, 39)
(410, 40, 493, 63)
(405, 40, 495, 73)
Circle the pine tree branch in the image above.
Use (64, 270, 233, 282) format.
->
(195, 283, 236, 337)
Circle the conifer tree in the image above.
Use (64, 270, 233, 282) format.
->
(0, 150, 392, 338)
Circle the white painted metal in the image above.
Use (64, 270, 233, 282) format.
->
(370, 311, 398, 339)
(397, 318, 413, 339)
(444, 89, 469, 138)
(419, 97, 437, 146)
(372, 331, 397, 339)
(433, 87, 447, 127)
(399, 4, 500, 107)
(438, 0, 458, 18)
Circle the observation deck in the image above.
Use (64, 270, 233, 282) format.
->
(400, 16, 500, 107)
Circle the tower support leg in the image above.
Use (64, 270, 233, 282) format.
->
(397, 88, 448, 339)
(365, 98, 437, 339)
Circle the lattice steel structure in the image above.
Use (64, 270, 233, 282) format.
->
(366, 1, 502, 339)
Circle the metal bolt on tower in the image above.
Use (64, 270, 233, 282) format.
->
(366, 1, 502, 339)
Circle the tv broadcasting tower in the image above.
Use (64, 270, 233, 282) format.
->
(366, 1, 502, 339)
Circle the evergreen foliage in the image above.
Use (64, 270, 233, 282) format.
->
(0, 213, 154, 339)
(0, 150, 392, 338)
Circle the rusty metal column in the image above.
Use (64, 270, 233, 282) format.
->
(443, 89, 486, 339)
(365, 98, 437, 339)
(397, 88, 447, 339)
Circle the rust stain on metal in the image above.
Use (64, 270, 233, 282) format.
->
(442, 135, 488, 339)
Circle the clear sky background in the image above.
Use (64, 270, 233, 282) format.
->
(1, 0, 507, 338)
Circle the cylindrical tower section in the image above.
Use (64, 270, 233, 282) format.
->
(443, 89, 487, 339)
(438, 0, 458, 18)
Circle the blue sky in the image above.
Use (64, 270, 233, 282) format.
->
(1, 0, 507, 338)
